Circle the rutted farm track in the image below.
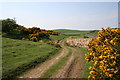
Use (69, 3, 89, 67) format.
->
(51, 47, 83, 78)
(18, 38, 91, 78)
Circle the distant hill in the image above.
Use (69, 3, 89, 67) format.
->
(53, 29, 99, 37)
(53, 29, 90, 34)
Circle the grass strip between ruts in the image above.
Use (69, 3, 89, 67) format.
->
(41, 47, 72, 78)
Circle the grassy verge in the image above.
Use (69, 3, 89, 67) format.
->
(71, 46, 92, 78)
(78, 47, 93, 78)
(41, 47, 72, 78)
(2, 37, 60, 78)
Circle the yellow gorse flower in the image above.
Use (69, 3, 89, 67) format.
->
(90, 71, 95, 75)
(85, 28, 120, 79)
(109, 74, 113, 78)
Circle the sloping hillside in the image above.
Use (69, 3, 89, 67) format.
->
(53, 29, 99, 37)
(2, 37, 60, 78)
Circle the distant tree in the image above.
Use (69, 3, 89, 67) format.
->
(2, 18, 19, 33)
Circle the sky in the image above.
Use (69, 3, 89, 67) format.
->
(1, 2, 118, 30)
(118, 2, 120, 28)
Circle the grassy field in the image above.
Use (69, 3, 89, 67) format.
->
(50, 34, 67, 41)
(54, 29, 90, 35)
(54, 29, 89, 33)
(54, 29, 99, 38)
(2, 37, 60, 78)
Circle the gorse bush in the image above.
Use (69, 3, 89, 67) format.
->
(85, 28, 120, 79)
(22, 38, 26, 40)
(20, 27, 41, 34)
(20, 27, 59, 40)
(20, 27, 61, 46)
(30, 37, 38, 42)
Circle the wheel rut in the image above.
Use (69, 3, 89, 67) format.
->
(18, 47, 68, 78)
(51, 49, 74, 78)
(51, 47, 84, 78)
(18, 38, 84, 78)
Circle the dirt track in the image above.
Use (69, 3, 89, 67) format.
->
(18, 37, 90, 78)
(51, 47, 83, 78)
